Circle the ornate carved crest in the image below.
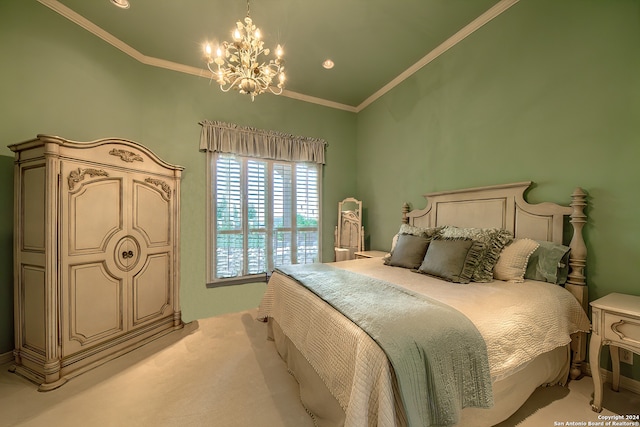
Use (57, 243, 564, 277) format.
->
(109, 149, 143, 163)
(145, 177, 172, 199)
(68, 168, 109, 190)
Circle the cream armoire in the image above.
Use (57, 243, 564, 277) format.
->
(9, 135, 183, 391)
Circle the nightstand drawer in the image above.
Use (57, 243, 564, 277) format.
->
(603, 312, 640, 346)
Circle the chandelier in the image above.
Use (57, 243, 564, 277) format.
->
(204, 0, 285, 101)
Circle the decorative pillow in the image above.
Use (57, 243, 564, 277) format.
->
(417, 239, 484, 283)
(494, 238, 540, 283)
(438, 226, 514, 282)
(384, 233, 431, 269)
(398, 223, 442, 238)
(389, 224, 442, 253)
(524, 241, 571, 284)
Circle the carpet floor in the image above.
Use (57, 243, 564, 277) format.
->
(1, 309, 638, 427)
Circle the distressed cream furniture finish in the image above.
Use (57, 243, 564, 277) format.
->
(402, 181, 589, 379)
(354, 250, 388, 259)
(9, 135, 183, 391)
(589, 293, 640, 412)
(334, 197, 365, 261)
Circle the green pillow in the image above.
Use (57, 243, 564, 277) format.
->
(524, 240, 571, 284)
(417, 239, 484, 284)
(385, 234, 431, 269)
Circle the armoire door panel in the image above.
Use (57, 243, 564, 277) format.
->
(132, 253, 171, 325)
(21, 165, 46, 252)
(22, 265, 46, 354)
(67, 262, 124, 349)
(132, 180, 171, 246)
(68, 178, 124, 254)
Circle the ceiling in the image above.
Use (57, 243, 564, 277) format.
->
(41, 0, 514, 111)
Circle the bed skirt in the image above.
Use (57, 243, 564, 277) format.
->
(268, 318, 570, 427)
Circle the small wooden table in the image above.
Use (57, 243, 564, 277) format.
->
(354, 250, 388, 259)
(589, 292, 640, 412)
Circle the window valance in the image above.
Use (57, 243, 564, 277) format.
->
(199, 120, 327, 165)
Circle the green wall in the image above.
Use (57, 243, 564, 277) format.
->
(0, 1, 356, 351)
(357, 0, 640, 380)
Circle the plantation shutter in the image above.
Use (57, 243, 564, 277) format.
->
(201, 121, 325, 286)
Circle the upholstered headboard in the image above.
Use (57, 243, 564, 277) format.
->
(401, 181, 588, 378)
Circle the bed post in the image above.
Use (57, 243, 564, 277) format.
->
(565, 187, 588, 380)
(401, 203, 410, 224)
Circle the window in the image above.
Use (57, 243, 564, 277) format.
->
(207, 152, 321, 285)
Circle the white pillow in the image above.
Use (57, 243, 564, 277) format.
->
(391, 233, 399, 251)
(494, 238, 540, 283)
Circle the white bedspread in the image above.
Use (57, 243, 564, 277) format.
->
(257, 258, 591, 426)
(336, 258, 591, 381)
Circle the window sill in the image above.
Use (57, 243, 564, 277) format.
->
(206, 273, 269, 288)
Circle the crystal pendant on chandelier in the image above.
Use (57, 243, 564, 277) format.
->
(203, 0, 285, 101)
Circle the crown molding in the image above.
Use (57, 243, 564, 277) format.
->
(37, 0, 517, 114)
(355, 0, 519, 112)
(36, 0, 358, 112)
(281, 90, 357, 113)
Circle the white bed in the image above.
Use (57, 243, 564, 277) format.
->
(257, 182, 591, 427)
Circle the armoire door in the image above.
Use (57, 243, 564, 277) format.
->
(60, 161, 127, 356)
(59, 161, 175, 356)
(129, 174, 174, 328)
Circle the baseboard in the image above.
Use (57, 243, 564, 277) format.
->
(0, 351, 14, 365)
(582, 362, 640, 395)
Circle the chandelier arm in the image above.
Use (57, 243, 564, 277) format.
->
(220, 76, 245, 93)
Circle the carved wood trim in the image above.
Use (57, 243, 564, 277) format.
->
(109, 148, 143, 163)
(567, 187, 587, 289)
(67, 168, 109, 190)
(611, 320, 640, 346)
(401, 203, 410, 224)
(145, 177, 172, 199)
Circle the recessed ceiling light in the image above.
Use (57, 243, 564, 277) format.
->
(110, 0, 130, 9)
(322, 59, 335, 70)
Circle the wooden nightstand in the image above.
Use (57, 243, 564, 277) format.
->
(589, 293, 640, 412)
(354, 250, 388, 259)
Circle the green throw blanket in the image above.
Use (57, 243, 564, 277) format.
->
(276, 263, 493, 427)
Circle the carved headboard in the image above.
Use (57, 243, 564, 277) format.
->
(401, 181, 588, 378)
